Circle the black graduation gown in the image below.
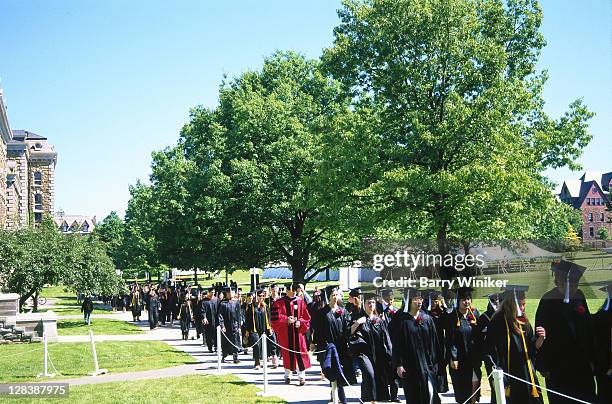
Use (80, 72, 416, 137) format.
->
(592, 306, 611, 404)
(486, 313, 543, 404)
(391, 309, 443, 404)
(311, 306, 357, 386)
(193, 298, 203, 335)
(447, 307, 481, 404)
(245, 302, 276, 361)
(352, 315, 394, 401)
(201, 297, 219, 326)
(477, 304, 497, 402)
(430, 306, 450, 393)
(218, 299, 242, 356)
(535, 288, 595, 404)
(178, 301, 192, 333)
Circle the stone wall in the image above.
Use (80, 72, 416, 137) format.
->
(29, 161, 55, 222)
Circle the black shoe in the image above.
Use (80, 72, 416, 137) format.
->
(284, 377, 291, 384)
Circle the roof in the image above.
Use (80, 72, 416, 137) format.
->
(602, 172, 612, 192)
(562, 179, 582, 198)
(11, 129, 47, 140)
(580, 171, 603, 183)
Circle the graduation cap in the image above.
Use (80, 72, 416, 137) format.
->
(421, 289, 438, 311)
(380, 289, 394, 299)
(551, 259, 587, 303)
(599, 282, 612, 312)
(322, 285, 339, 305)
(256, 289, 265, 296)
(453, 286, 474, 309)
(363, 292, 378, 301)
(349, 287, 362, 298)
(401, 288, 423, 313)
(502, 285, 529, 317)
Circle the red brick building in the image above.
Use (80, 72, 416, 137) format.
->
(559, 172, 612, 243)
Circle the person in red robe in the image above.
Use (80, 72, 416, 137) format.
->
(271, 282, 311, 385)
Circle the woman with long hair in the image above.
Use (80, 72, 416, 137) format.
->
(350, 294, 395, 403)
(486, 285, 545, 404)
(177, 293, 194, 340)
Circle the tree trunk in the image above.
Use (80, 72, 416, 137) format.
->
(18, 289, 37, 313)
(33, 291, 39, 313)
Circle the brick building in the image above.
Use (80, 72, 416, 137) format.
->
(0, 85, 56, 229)
(559, 171, 612, 243)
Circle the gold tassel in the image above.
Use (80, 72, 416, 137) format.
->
(519, 324, 540, 398)
(505, 319, 511, 397)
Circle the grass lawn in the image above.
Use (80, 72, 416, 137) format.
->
(0, 341, 197, 383)
(8, 374, 285, 404)
(37, 286, 112, 316)
(57, 319, 144, 336)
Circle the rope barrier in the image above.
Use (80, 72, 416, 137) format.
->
(460, 370, 494, 404)
(220, 330, 264, 351)
(267, 337, 327, 355)
(501, 371, 592, 404)
(46, 351, 63, 377)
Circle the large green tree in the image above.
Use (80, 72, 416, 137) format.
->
(180, 52, 358, 283)
(92, 211, 125, 269)
(321, 0, 593, 276)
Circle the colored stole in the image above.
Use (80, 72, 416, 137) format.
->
(504, 318, 539, 398)
(250, 302, 270, 333)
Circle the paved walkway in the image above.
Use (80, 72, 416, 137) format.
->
(49, 317, 491, 403)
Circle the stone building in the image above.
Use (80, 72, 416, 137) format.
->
(0, 84, 57, 229)
(559, 171, 612, 243)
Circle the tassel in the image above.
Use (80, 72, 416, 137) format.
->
(563, 273, 570, 304)
(427, 293, 432, 311)
(514, 289, 522, 317)
(403, 289, 410, 313)
(603, 288, 611, 312)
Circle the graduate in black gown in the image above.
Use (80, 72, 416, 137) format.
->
(177, 293, 193, 340)
(218, 286, 243, 363)
(391, 288, 443, 404)
(193, 290, 204, 339)
(535, 259, 595, 404)
(245, 289, 279, 369)
(447, 286, 481, 404)
(424, 290, 450, 394)
(350, 293, 395, 403)
(311, 286, 356, 404)
(201, 287, 218, 352)
(592, 283, 611, 404)
(477, 292, 501, 403)
(486, 285, 545, 404)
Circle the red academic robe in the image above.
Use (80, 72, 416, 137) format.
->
(271, 296, 311, 371)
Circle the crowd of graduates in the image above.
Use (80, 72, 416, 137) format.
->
(105, 259, 609, 404)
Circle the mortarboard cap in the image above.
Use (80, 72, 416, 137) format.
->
(456, 287, 474, 300)
(550, 259, 586, 281)
(349, 287, 362, 298)
(381, 289, 394, 298)
(363, 292, 378, 301)
(502, 285, 529, 300)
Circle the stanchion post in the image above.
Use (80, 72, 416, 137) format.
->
(262, 333, 268, 395)
(37, 332, 55, 378)
(492, 369, 507, 404)
(216, 325, 222, 373)
(89, 330, 107, 376)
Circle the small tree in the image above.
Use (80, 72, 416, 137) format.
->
(598, 227, 610, 241)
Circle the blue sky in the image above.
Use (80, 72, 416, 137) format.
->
(0, 0, 610, 220)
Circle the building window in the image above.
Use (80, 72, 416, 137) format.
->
(82, 222, 89, 232)
(602, 213, 605, 222)
(34, 194, 43, 211)
(586, 198, 590, 205)
(34, 212, 42, 224)
(34, 172, 42, 186)
(61, 223, 69, 232)
(588, 213, 593, 222)
(589, 227, 594, 237)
